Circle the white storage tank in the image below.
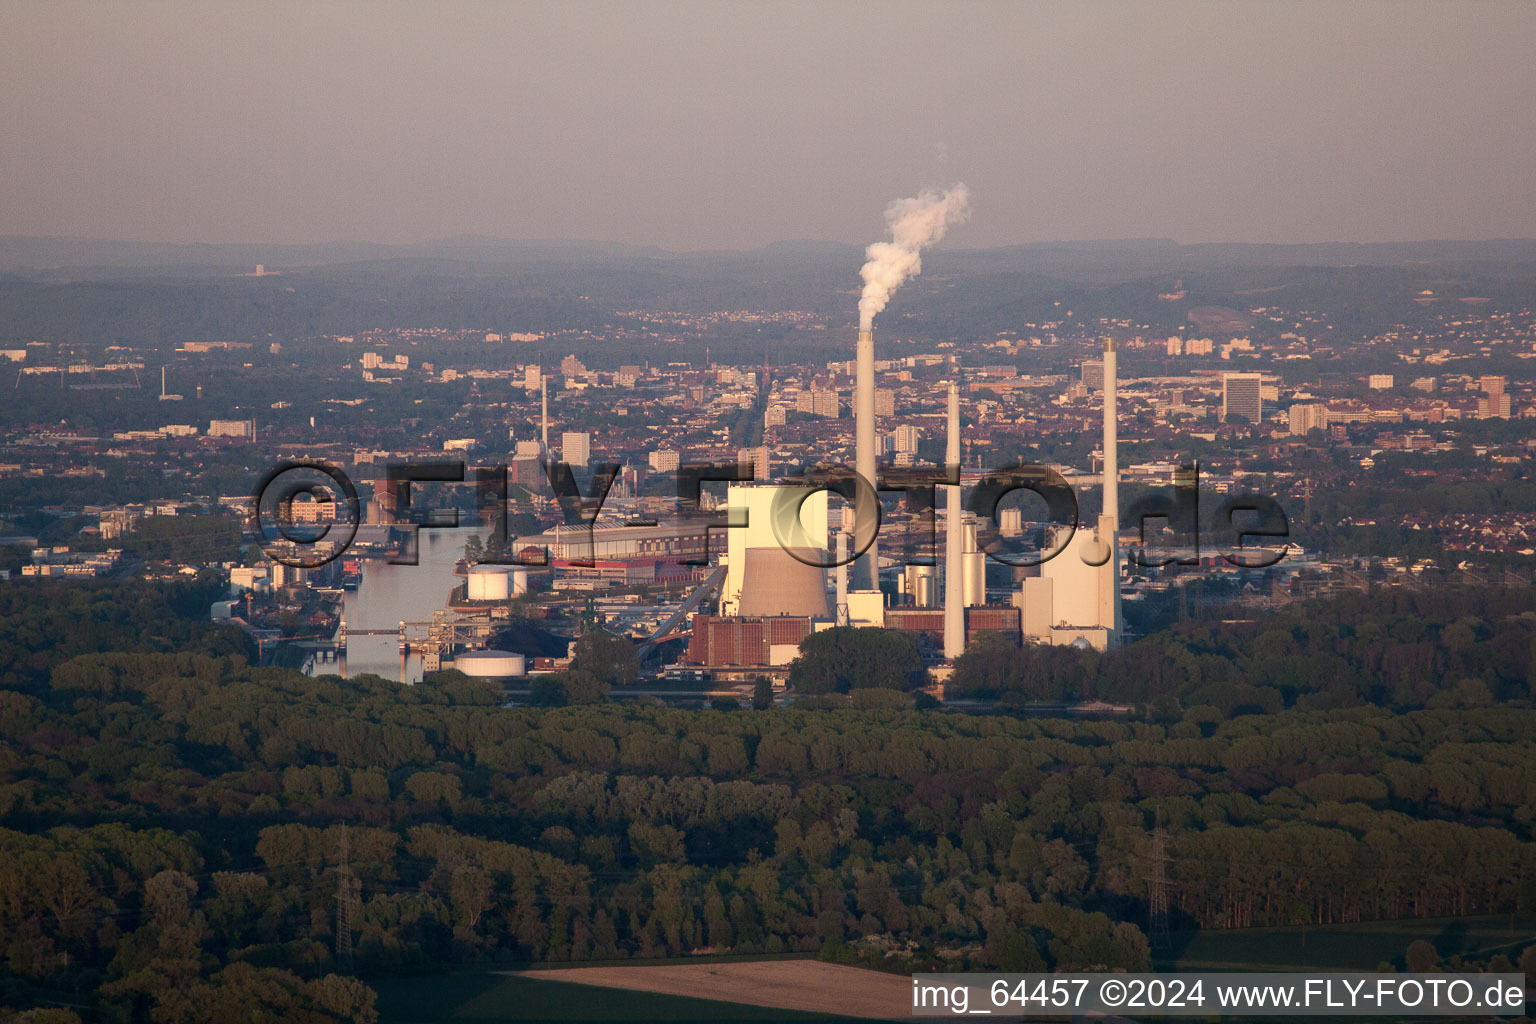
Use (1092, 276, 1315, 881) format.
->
(454, 650, 526, 678)
(466, 565, 511, 601)
(510, 568, 529, 597)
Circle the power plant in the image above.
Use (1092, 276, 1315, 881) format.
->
(687, 325, 1126, 680)
(687, 188, 1121, 676)
(1023, 336, 1122, 650)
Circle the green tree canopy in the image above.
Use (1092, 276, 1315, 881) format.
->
(788, 626, 925, 694)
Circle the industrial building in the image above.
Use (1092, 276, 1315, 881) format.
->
(684, 614, 817, 674)
(1020, 337, 1124, 651)
(513, 520, 722, 586)
(720, 483, 828, 615)
(681, 333, 1128, 685)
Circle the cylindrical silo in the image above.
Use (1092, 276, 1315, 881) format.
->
(454, 650, 526, 678)
(904, 564, 937, 607)
(466, 565, 511, 601)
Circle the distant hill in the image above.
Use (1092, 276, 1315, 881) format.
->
(6, 234, 1536, 279)
(4, 235, 1536, 347)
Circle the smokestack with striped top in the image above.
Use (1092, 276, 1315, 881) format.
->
(854, 328, 877, 590)
(944, 381, 965, 659)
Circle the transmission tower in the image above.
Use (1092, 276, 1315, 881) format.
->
(1147, 827, 1171, 950)
(334, 826, 358, 972)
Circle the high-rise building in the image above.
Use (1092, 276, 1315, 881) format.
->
(804, 388, 841, 417)
(561, 431, 590, 464)
(763, 404, 787, 428)
(893, 423, 921, 455)
(875, 388, 896, 417)
(1165, 337, 1183, 356)
(1368, 374, 1395, 390)
(208, 419, 254, 439)
(738, 446, 771, 481)
(1478, 393, 1512, 419)
(1081, 359, 1104, 391)
(1481, 375, 1507, 396)
(648, 449, 680, 473)
(1288, 403, 1329, 436)
(1222, 373, 1263, 423)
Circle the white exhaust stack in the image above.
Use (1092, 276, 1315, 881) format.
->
(855, 329, 878, 590)
(1103, 337, 1118, 523)
(944, 381, 965, 659)
(853, 185, 970, 592)
(835, 529, 850, 626)
(540, 376, 548, 453)
(1102, 337, 1122, 639)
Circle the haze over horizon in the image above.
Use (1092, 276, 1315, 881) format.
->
(4, 1, 1535, 252)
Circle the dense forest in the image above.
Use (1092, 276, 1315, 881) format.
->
(951, 586, 1536, 712)
(2, 581, 1536, 1021)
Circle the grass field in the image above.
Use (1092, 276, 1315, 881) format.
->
(513, 961, 910, 1021)
(372, 968, 881, 1024)
(371, 916, 1536, 1022)
(1164, 914, 1536, 971)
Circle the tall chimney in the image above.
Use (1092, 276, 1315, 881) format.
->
(540, 376, 548, 452)
(944, 381, 965, 659)
(1102, 337, 1118, 523)
(1102, 336, 1121, 639)
(854, 328, 878, 590)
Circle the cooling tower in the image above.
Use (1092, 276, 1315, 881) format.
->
(736, 546, 832, 618)
(722, 483, 829, 614)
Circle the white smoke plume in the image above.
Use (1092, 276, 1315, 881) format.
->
(858, 184, 971, 331)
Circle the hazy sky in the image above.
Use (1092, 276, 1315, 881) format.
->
(3, 1, 1534, 249)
